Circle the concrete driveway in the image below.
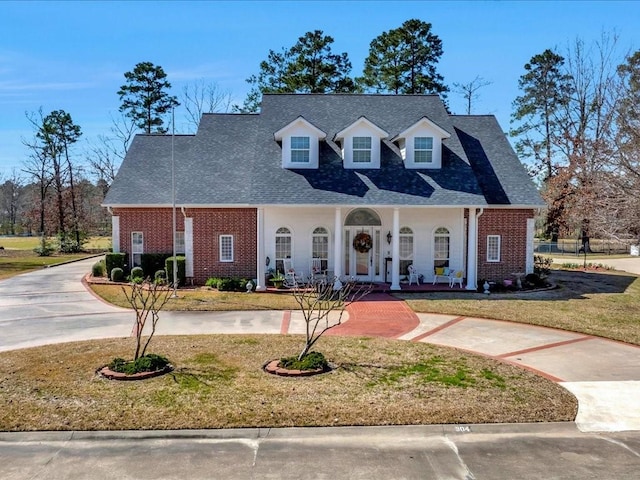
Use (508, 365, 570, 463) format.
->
(0, 258, 133, 352)
(553, 255, 640, 274)
(1, 257, 640, 479)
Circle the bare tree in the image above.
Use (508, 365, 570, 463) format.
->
(0, 169, 25, 235)
(122, 280, 174, 360)
(453, 76, 492, 114)
(182, 79, 232, 132)
(22, 110, 54, 238)
(552, 33, 622, 239)
(291, 277, 371, 360)
(87, 112, 136, 187)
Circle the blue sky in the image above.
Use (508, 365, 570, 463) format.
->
(1, 0, 638, 177)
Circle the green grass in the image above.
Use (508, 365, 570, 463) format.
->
(0, 335, 577, 431)
(90, 283, 300, 311)
(400, 269, 640, 346)
(0, 250, 98, 280)
(0, 236, 110, 250)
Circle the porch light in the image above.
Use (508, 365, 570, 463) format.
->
(386, 231, 392, 244)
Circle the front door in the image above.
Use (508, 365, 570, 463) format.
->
(347, 227, 380, 281)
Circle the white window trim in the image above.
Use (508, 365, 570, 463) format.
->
(487, 235, 501, 263)
(131, 231, 143, 268)
(352, 136, 372, 164)
(175, 231, 185, 255)
(132, 231, 144, 253)
(335, 117, 388, 169)
(414, 136, 434, 164)
(290, 136, 310, 163)
(311, 226, 330, 271)
(433, 227, 451, 268)
(393, 117, 450, 169)
(219, 234, 234, 263)
(274, 117, 325, 169)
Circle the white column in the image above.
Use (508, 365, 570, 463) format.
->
(466, 208, 478, 290)
(111, 216, 120, 253)
(256, 207, 266, 291)
(390, 208, 401, 290)
(184, 217, 194, 278)
(333, 207, 342, 279)
(525, 217, 535, 274)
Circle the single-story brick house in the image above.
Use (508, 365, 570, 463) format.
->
(103, 94, 543, 290)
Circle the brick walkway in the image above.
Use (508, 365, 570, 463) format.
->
(327, 293, 420, 338)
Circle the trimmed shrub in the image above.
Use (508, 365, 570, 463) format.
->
(525, 273, 547, 288)
(280, 351, 328, 371)
(108, 354, 170, 375)
(534, 255, 551, 277)
(217, 278, 238, 291)
(105, 253, 126, 278)
(215, 277, 250, 292)
(111, 267, 125, 282)
(130, 266, 144, 280)
(33, 237, 55, 257)
(165, 256, 186, 287)
(205, 277, 221, 288)
(141, 253, 172, 278)
(92, 261, 105, 277)
(154, 269, 167, 286)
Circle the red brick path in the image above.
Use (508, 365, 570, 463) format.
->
(327, 293, 420, 338)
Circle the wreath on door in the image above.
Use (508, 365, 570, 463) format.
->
(353, 232, 373, 253)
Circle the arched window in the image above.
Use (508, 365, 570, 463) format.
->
(399, 227, 414, 276)
(344, 208, 381, 226)
(312, 227, 329, 272)
(434, 227, 450, 269)
(275, 227, 291, 274)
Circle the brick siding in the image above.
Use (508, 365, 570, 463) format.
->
(477, 208, 534, 281)
(113, 207, 257, 284)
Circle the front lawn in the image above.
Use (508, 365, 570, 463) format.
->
(0, 335, 576, 431)
(0, 250, 97, 281)
(399, 269, 640, 346)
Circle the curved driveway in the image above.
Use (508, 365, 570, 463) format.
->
(1, 257, 639, 433)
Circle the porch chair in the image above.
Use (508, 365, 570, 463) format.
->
(310, 258, 325, 280)
(283, 259, 303, 287)
(408, 264, 420, 285)
(449, 270, 464, 288)
(432, 266, 451, 284)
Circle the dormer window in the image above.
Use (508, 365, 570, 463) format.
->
(352, 136, 372, 163)
(274, 116, 326, 169)
(335, 117, 388, 169)
(393, 117, 450, 169)
(414, 137, 433, 164)
(291, 136, 310, 163)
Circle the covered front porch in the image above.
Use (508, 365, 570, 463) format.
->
(255, 206, 483, 292)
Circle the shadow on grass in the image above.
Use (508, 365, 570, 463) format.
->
(396, 269, 639, 302)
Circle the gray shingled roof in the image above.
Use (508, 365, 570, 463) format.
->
(103, 94, 543, 208)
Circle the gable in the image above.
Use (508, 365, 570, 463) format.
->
(274, 116, 326, 169)
(392, 117, 452, 169)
